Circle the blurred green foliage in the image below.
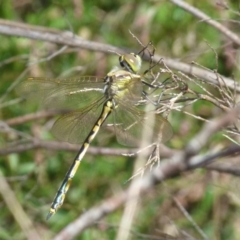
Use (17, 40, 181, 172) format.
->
(0, 0, 240, 239)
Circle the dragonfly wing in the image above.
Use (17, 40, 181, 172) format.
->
(51, 97, 106, 144)
(18, 77, 105, 110)
(110, 102, 172, 147)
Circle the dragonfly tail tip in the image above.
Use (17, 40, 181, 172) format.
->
(46, 210, 55, 220)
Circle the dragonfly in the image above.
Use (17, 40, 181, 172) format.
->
(19, 49, 173, 219)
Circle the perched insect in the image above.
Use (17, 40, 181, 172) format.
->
(19, 48, 172, 219)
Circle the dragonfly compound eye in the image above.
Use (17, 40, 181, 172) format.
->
(119, 56, 125, 68)
(119, 53, 142, 74)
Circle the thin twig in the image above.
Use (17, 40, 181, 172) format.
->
(169, 0, 240, 46)
(0, 140, 138, 156)
(52, 107, 240, 240)
(0, 170, 42, 240)
(0, 19, 238, 92)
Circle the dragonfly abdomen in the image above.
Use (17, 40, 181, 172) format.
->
(47, 100, 114, 219)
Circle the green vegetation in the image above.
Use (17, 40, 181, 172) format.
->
(1, 1, 240, 239)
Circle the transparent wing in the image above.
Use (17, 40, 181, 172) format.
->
(18, 77, 105, 110)
(109, 101, 172, 147)
(51, 96, 106, 143)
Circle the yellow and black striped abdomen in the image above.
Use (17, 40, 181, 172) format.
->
(47, 100, 114, 219)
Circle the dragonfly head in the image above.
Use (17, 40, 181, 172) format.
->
(119, 53, 142, 74)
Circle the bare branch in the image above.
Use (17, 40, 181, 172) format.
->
(0, 19, 239, 92)
(0, 140, 137, 156)
(170, 0, 240, 46)
(206, 163, 240, 176)
(185, 105, 240, 157)
(5, 110, 70, 126)
(52, 107, 240, 239)
(53, 143, 240, 239)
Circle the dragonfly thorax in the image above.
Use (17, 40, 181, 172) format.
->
(104, 69, 141, 100)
